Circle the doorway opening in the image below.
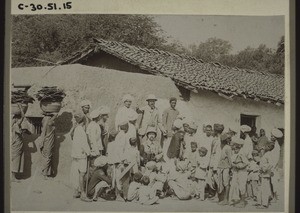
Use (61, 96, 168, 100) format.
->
(240, 114, 260, 136)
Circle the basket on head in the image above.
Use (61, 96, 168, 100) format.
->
(40, 100, 62, 113)
(11, 103, 28, 115)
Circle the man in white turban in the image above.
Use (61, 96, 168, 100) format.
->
(240, 125, 253, 161)
(80, 100, 92, 131)
(115, 94, 135, 131)
(86, 109, 103, 157)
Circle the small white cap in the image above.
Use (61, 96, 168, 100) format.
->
(94, 156, 108, 167)
(98, 106, 110, 115)
(80, 100, 92, 108)
(173, 119, 183, 129)
(240, 125, 251, 133)
(90, 110, 100, 119)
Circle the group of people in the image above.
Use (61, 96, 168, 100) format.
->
(11, 102, 59, 181)
(68, 94, 283, 209)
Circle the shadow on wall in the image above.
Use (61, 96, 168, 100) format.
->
(55, 112, 73, 133)
(20, 133, 39, 179)
(52, 112, 73, 177)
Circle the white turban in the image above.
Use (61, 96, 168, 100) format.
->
(271, 128, 283, 138)
(173, 119, 183, 129)
(80, 100, 92, 108)
(94, 156, 108, 167)
(90, 109, 100, 119)
(122, 94, 134, 102)
(98, 106, 110, 115)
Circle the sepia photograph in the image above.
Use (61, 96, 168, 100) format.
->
(9, 14, 285, 212)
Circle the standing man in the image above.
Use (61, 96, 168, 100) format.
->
(98, 106, 110, 155)
(269, 128, 283, 202)
(115, 94, 135, 131)
(240, 125, 253, 161)
(125, 110, 139, 152)
(11, 103, 25, 182)
(80, 100, 92, 131)
(86, 110, 103, 157)
(70, 100, 92, 140)
(256, 129, 269, 152)
(40, 112, 58, 179)
(107, 119, 130, 202)
(137, 94, 166, 148)
(167, 119, 185, 160)
(162, 97, 179, 159)
(207, 123, 224, 200)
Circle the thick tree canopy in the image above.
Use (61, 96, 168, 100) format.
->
(12, 15, 168, 67)
(189, 37, 232, 62)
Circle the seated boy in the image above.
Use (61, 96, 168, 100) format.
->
(138, 176, 160, 205)
(127, 172, 143, 202)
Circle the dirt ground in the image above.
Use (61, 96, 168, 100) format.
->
(11, 176, 284, 212)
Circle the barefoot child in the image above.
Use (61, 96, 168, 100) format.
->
(194, 146, 209, 200)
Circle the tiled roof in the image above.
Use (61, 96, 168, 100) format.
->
(60, 38, 284, 105)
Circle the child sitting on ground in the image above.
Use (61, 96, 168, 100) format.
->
(138, 176, 160, 205)
(127, 172, 143, 202)
(148, 162, 168, 199)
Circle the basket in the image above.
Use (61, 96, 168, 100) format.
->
(11, 103, 28, 115)
(40, 101, 62, 113)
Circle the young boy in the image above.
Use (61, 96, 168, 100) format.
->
(138, 176, 160, 205)
(194, 146, 209, 200)
(229, 138, 249, 208)
(70, 113, 92, 202)
(184, 141, 199, 198)
(127, 172, 143, 202)
(246, 150, 261, 202)
(255, 142, 275, 209)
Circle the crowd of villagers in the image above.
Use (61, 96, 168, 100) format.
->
(11, 94, 283, 209)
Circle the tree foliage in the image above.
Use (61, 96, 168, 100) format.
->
(12, 15, 168, 67)
(189, 36, 284, 74)
(189, 37, 232, 62)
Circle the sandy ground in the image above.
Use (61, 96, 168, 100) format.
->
(11, 172, 284, 212)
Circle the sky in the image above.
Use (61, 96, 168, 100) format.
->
(153, 15, 284, 54)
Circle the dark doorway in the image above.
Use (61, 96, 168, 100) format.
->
(240, 114, 258, 135)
